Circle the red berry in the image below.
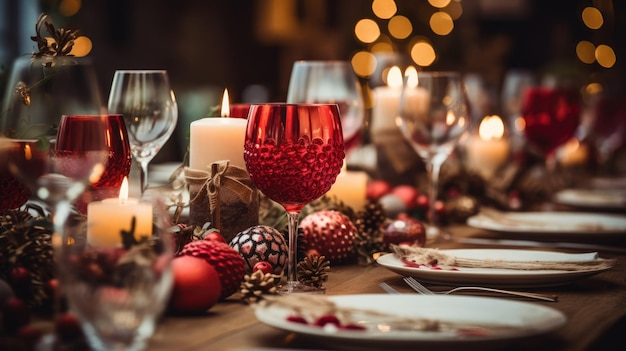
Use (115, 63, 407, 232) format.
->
(314, 314, 341, 327)
(252, 261, 273, 275)
(1, 297, 30, 334)
(204, 231, 226, 243)
(55, 312, 84, 341)
(286, 315, 308, 325)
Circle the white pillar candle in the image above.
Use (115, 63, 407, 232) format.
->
(465, 115, 510, 179)
(326, 167, 368, 211)
(189, 89, 247, 170)
(87, 178, 153, 248)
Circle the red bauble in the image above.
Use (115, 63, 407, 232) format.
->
(383, 215, 427, 249)
(54, 312, 84, 342)
(391, 185, 419, 209)
(252, 261, 273, 275)
(179, 239, 246, 300)
(204, 230, 226, 243)
(168, 256, 222, 314)
(366, 179, 392, 200)
(299, 210, 357, 264)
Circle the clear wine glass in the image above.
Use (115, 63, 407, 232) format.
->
(107, 70, 178, 195)
(0, 55, 105, 210)
(244, 103, 345, 294)
(396, 70, 470, 242)
(520, 85, 581, 207)
(286, 60, 365, 154)
(57, 190, 174, 351)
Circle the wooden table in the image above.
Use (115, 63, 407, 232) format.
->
(147, 225, 626, 351)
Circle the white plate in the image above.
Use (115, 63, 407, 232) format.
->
(254, 294, 566, 350)
(555, 188, 626, 209)
(376, 249, 610, 288)
(466, 211, 626, 237)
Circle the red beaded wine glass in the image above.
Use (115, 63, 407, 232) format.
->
(244, 103, 345, 294)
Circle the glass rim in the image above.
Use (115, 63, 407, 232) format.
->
(293, 60, 351, 66)
(113, 69, 168, 74)
(249, 102, 341, 108)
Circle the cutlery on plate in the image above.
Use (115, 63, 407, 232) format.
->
(378, 282, 401, 294)
(403, 276, 558, 302)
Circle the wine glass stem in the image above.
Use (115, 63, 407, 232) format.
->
(286, 211, 300, 285)
(138, 161, 149, 195)
(426, 159, 443, 236)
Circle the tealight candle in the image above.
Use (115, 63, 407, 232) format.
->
(189, 89, 247, 170)
(87, 177, 153, 248)
(326, 166, 368, 211)
(465, 115, 510, 179)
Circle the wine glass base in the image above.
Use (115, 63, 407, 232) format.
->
(426, 225, 452, 245)
(278, 281, 326, 295)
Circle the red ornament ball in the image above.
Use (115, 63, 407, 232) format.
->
(299, 210, 357, 264)
(383, 215, 427, 249)
(168, 255, 222, 314)
(179, 239, 246, 300)
(252, 261, 273, 275)
(229, 225, 288, 275)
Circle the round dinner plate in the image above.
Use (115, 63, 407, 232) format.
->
(466, 211, 626, 238)
(376, 249, 610, 288)
(254, 294, 566, 350)
(554, 188, 626, 210)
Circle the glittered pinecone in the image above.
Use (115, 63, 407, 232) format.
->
(353, 200, 387, 265)
(240, 270, 279, 304)
(297, 254, 330, 288)
(0, 208, 55, 308)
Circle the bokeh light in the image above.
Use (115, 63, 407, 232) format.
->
(59, 0, 82, 17)
(428, 0, 451, 9)
(576, 40, 596, 64)
(351, 51, 377, 77)
(69, 36, 93, 57)
(388, 15, 413, 39)
(410, 40, 436, 67)
(429, 11, 454, 36)
(582, 7, 603, 30)
(355, 19, 381, 44)
(595, 44, 616, 68)
(372, 0, 397, 20)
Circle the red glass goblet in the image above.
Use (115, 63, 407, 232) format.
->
(61, 115, 132, 213)
(244, 103, 345, 294)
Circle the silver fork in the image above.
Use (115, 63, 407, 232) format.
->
(378, 282, 401, 294)
(403, 276, 558, 302)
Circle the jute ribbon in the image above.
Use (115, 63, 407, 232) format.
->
(184, 161, 254, 230)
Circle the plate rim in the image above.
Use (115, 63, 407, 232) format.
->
(375, 249, 610, 288)
(254, 294, 567, 346)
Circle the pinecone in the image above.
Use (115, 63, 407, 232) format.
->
(0, 207, 55, 308)
(353, 200, 387, 265)
(240, 270, 279, 304)
(297, 254, 330, 288)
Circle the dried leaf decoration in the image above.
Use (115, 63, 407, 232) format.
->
(30, 13, 79, 58)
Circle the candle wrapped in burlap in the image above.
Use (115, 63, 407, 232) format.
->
(185, 161, 259, 243)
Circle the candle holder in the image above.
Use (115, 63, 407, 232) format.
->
(185, 161, 259, 243)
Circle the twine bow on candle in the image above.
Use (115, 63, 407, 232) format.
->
(184, 160, 254, 231)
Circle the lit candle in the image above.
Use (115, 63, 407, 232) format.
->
(326, 166, 368, 211)
(87, 177, 153, 248)
(465, 115, 510, 179)
(370, 66, 429, 142)
(189, 89, 248, 169)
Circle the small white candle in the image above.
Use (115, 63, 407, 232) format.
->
(326, 167, 368, 211)
(189, 89, 247, 170)
(465, 115, 510, 179)
(371, 66, 429, 142)
(87, 177, 153, 248)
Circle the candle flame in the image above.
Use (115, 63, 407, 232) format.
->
(405, 66, 418, 88)
(119, 176, 129, 205)
(221, 89, 230, 117)
(387, 66, 403, 88)
(23, 144, 32, 160)
(478, 115, 505, 140)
